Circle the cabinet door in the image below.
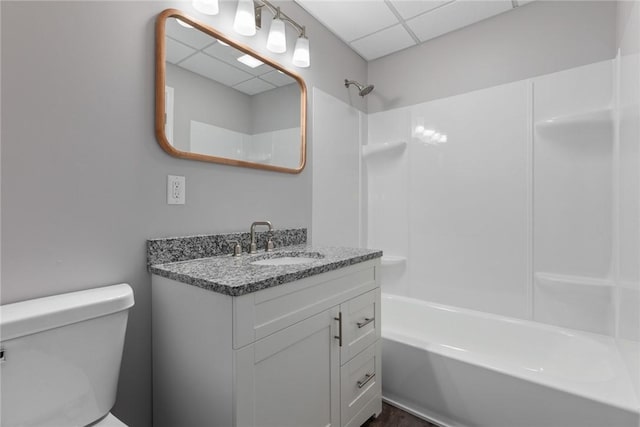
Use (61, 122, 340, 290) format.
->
(235, 308, 341, 427)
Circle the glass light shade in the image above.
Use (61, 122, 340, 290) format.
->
(292, 37, 310, 68)
(193, 0, 219, 15)
(266, 18, 287, 53)
(233, 0, 256, 36)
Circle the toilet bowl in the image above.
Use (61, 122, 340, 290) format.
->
(0, 283, 134, 427)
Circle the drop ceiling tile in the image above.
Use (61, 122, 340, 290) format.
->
(166, 37, 196, 64)
(350, 24, 415, 61)
(296, 0, 398, 42)
(406, 0, 513, 42)
(179, 53, 254, 86)
(260, 70, 297, 87)
(165, 18, 215, 50)
(233, 78, 276, 95)
(388, 0, 452, 20)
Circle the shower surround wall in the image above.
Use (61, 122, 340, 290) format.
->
(367, 57, 638, 339)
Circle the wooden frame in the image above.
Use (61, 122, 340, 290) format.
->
(155, 9, 307, 174)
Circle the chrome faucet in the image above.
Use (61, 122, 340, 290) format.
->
(249, 221, 274, 254)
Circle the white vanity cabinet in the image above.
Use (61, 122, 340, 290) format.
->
(152, 258, 381, 427)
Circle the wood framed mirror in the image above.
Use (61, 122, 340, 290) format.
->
(155, 9, 307, 173)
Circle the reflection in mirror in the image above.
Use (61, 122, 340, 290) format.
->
(155, 9, 307, 173)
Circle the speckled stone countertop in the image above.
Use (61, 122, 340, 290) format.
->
(149, 244, 382, 296)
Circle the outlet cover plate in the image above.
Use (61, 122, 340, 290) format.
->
(167, 175, 185, 205)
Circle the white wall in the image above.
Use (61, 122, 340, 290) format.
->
(533, 61, 615, 334)
(615, 0, 640, 343)
(311, 88, 362, 247)
(0, 1, 367, 426)
(368, 79, 532, 319)
(367, 60, 622, 331)
(366, 108, 411, 296)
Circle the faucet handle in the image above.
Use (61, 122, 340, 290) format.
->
(265, 237, 274, 252)
(228, 240, 242, 257)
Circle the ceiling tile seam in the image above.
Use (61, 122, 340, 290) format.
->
(402, 0, 458, 24)
(383, 0, 420, 45)
(348, 21, 409, 45)
(167, 34, 215, 55)
(166, 36, 200, 65)
(167, 36, 221, 68)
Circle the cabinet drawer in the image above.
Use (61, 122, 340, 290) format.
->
(340, 288, 380, 363)
(340, 341, 381, 427)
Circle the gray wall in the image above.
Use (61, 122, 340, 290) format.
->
(367, 1, 618, 114)
(0, 1, 366, 426)
(251, 83, 301, 133)
(167, 63, 252, 150)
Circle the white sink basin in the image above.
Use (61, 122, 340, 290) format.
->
(251, 256, 319, 266)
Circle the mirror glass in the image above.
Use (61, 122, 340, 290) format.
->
(156, 10, 307, 173)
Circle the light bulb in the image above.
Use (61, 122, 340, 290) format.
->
(234, 0, 256, 36)
(292, 37, 310, 67)
(193, 0, 219, 15)
(267, 18, 287, 53)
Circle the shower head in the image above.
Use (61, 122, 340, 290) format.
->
(345, 79, 374, 97)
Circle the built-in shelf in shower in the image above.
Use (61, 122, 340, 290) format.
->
(535, 107, 613, 138)
(381, 255, 406, 267)
(362, 141, 407, 159)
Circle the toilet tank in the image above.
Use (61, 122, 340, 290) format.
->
(0, 283, 134, 427)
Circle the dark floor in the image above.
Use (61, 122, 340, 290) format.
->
(361, 403, 438, 427)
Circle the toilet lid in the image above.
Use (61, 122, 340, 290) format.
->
(92, 413, 127, 427)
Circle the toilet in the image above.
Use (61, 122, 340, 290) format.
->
(0, 283, 134, 426)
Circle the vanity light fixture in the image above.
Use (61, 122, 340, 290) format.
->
(266, 9, 287, 53)
(193, 0, 219, 15)
(234, 0, 257, 36)
(292, 33, 310, 68)
(233, 0, 311, 68)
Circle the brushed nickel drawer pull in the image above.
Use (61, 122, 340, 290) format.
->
(357, 372, 375, 389)
(334, 312, 343, 347)
(357, 317, 374, 329)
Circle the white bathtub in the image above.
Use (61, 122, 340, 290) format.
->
(381, 294, 640, 427)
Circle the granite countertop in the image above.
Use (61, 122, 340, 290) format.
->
(149, 244, 383, 296)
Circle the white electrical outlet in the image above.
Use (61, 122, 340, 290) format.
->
(167, 175, 185, 205)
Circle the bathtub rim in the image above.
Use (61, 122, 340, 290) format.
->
(381, 293, 640, 414)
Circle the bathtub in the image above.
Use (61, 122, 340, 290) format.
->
(381, 294, 640, 427)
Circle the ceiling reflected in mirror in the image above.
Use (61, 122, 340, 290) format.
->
(165, 17, 295, 96)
